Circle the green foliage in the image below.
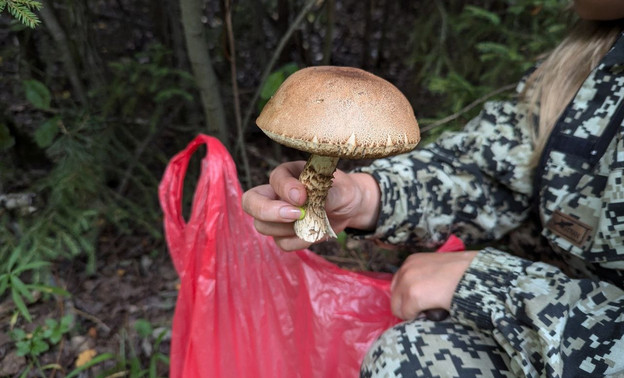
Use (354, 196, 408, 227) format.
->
(33, 116, 60, 148)
(1, 114, 108, 274)
(42, 314, 73, 343)
(65, 353, 116, 378)
(0, 0, 41, 28)
(336, 231, 348, 251)
(11, 315, 73, 358)
(407, 0, 572, 129)
(134, 318, 153, 338)
(0, 246, 68, 322)
(104, 44, 195, 118)
(0, 123, 15, 150)
(10, 312, 115, 377)
(23, 79, 51, 110)
(1, 42, 185, 375)
(258, 62, 299, 111)
(134, 319, 171, 377)
(1, 44, 189, 284)
(99, 325, 170, 378)
(11, 327, 49, 357)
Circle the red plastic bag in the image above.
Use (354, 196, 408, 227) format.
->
(159, 135, 464, 378)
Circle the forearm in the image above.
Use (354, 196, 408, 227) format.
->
(355, 147, 532, 248)
(452, 248, 624, 377)
(349, 97, 535, 248)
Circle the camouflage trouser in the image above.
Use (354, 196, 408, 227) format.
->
(360, 319, 512, 378)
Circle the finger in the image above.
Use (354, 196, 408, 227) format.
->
(324, 169, 353, 213)
(254, 220, 298, 237)
(390, 290, 403, 319)
(390, 272, 398, 292)
(269, 161, 307, 206)
(391, 277, 422, 320)
(242, 185, 302, 222)
(274, 235, 312, 252)
(399, 292, 422, 321)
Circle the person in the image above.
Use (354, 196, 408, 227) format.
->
(242, 0, 624, 376)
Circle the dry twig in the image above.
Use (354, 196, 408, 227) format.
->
(225, 0, 252, 189)
(238, 0, 324, 157)
(420, 83, 516, 133)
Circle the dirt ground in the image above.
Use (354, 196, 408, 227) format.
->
(0, 233, 177, 375)
(0, 188, 403, 377)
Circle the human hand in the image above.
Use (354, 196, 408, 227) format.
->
(390, 251, 478, 320)
(242, 161, 381, 251)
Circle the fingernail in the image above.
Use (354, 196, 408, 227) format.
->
(279, 206, 302, 220)
(289, 188, 301, 204)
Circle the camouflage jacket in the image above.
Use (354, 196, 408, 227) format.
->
(355, 32, 624, 376)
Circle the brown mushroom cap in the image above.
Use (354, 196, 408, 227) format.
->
(256, 66, 420, 159)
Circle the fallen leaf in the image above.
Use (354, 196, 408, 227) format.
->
(0, 351, 26, 375)
(75, 349, 97, 367)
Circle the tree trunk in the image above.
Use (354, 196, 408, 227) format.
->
(321, 0, 335, 65)
(39, 0, 88, 105)
(167, 1, 188, 70)
(179, 0, 229, 147)
(361, 0, 373, 69)
(375, 0, 392, 68)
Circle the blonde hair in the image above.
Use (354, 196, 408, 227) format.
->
(522, 20, 622, 166)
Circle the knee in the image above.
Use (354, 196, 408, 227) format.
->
(360, 321, 423, 377)
(360, 319, 511, 378)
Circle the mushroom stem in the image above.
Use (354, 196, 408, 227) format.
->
(295, 154, 340, 243)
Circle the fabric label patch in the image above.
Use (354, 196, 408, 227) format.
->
(546, 210, 593, 247)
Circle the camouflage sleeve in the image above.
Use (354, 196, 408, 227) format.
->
(452, 248, 624, 377)
(354, 97, 534, 249)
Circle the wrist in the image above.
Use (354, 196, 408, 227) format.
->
(346, 173, 380, 231)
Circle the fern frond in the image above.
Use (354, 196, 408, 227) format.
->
(15, 0, 42, 9)
(5, 0, 41, 28)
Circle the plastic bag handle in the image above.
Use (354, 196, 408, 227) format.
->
(159, 135, 230, 271)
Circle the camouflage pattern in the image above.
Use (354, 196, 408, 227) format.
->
(361, 318, 513, 378)
(357, 32, 624, 377)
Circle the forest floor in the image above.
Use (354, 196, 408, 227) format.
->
(0, 165, 404, 377)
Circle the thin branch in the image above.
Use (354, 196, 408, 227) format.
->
(39, 0, 88, 105)
(115, 103, 181, 195)
(361, 0, 373, 68)
(239, 0, 323, 145)
(247, 144, 282, 170)
(420, 83, 516, 133)
(321, 0, 335, 65)
(225, 0, 251, 189)
(71, 308, 112, 333)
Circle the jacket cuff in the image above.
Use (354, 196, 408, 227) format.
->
(348, 165, 433, 246)
(451, 248, 530, 330)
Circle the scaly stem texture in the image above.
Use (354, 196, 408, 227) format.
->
(294, 154, 339, 243)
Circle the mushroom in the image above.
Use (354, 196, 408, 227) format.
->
(256, 66, 420, 243)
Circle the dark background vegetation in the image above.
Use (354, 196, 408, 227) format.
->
(1, 0, 571, 376)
